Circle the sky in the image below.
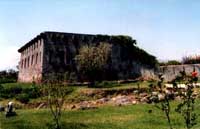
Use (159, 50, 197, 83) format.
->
(1, 0, 200, 70)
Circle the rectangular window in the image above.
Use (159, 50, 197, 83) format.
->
(27, 56, 30, 67)
(35, 53, 38, 64)
(21, 60, 23, 69)
(39, 52, 42, 63)
(24, 58, 26, 68)
(31, 55, 34, 65)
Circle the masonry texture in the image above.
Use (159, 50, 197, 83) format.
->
(160, 64, 200, 82)
(18, 31, 157, 83)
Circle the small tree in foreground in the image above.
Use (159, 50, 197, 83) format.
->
(175, 70, 198, 129)
(151, 69, 199, 129)
(75, 42, 112, 86)
(149, 74, 173, 129)
(42, 74, 73, 129)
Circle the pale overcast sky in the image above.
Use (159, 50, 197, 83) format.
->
(1, 0, 200, 70)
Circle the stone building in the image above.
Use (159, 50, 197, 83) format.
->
(18, 31, 157, 83)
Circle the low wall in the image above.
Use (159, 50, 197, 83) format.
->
(160, 64, 200, 82)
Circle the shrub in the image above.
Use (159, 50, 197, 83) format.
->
(0, 83, 41, 100)
(174, 71, 198, 129)
(9, 86, 23, 94)
(16, 93, 30, 104)
(0, 84, 4, 98)
(41, 76, 73, 129)
(1, 86, 22, 98)
(22, 85, 40, 98)
(159, 60, 181, 66)
(75, 42, 112, 86)
(149, 74, 173, 129)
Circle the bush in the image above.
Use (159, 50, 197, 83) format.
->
(0, 78, 17, 84)
(1, 86, 22, 98)
(159, 60, 181, 66)
(16, 94, 30, 104)
(0, 69, 18, 84)
(22, 85, 40, 98)
(0, 83, 41, 100)
(0, 84, 4, 98)
(75, 43, 112, 85)
(9, 86, 23, 94)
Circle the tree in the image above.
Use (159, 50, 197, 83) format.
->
(0, 69, 18, 83)
(75, 42, 112, 86)
(175, 71, 198, 129)
(149, 74, 173, 129)
(150, 70, 199, 129)
(42, 73, 73, 129)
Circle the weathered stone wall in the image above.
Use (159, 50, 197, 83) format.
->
(42, 33, 101, 76)
(160, 64, 200, 82)
(42, 32, 157, 81)
(18, 38, 44, 82)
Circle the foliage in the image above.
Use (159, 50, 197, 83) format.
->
(75, 42, 112, 85)
(42, 75, 73, 129)
(175, 72, 198, 129)
(111, 35, 136, 45)
(76, 36, 158, 82)
(150, 74, 173, 129)
(0, 83, 40, 100)
(16, 93, 30, 104)
(182, 55, 200, 64)
(111, 35, 158, 68)
(171, 70, 187, 84)
(159, 60, 181, 66)
(151, 69, 199, 129)
(132, 46, 158, 68)
(0, 69, 18, 84)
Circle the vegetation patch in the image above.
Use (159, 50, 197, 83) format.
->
(0, 83, 40, 103)
(1, 103, 200, 129)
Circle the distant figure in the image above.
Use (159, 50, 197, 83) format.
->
(5, 101, 17, 117)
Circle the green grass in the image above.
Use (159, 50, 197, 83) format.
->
(1, 83, 33, 89)
(1, 102, 200, 129)
(2, 81, 200, 129)
(92, 81, 153, 89)
(0, 81, 152, 104)
(1, 80, 151, 90)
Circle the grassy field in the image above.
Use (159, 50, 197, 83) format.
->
(1, 102, 200, 129)
(1, 80, 151, 90)
(1, 81, 200, 129)
(0, 81, 151, 104)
